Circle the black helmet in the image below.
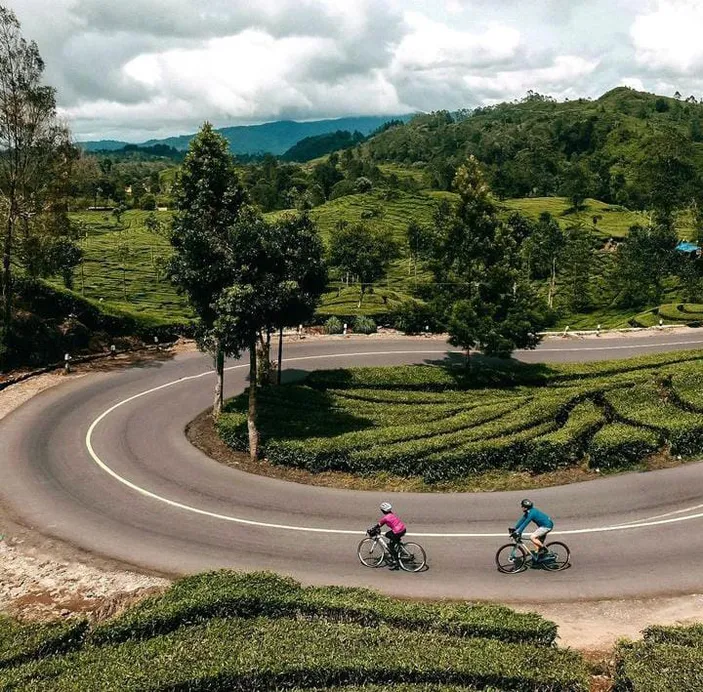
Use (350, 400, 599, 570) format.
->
(521, 499, 533, 510)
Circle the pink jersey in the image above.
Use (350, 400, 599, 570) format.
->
(379, 512, 406, 534)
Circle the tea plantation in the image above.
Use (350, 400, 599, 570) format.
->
(615, 623, 703, 690)
(218, 350, 703, 484)
(0, 571, 588, 691)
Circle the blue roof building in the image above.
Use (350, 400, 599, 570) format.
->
(676, 241, 700, 254)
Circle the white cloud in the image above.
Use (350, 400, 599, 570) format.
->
(463, 56, 599, 99)
(619, 76, 646, 91)
(394, 13, 521, 72)
(9, 0, 703, 141)
(631, 1, 703, 73)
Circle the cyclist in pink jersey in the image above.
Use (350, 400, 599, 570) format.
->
(368, 501, 406, 569)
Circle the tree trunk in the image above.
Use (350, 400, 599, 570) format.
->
(277, 325, 283, 385)
(257, 329, 272, 386)
(248, 339, 259, 460)
(548, 256, 556, 309)
(465, 348, 472, 372)
(358, 284, 364, 308)
(213, 346, 224, 418)
(1, 213, 14, 367)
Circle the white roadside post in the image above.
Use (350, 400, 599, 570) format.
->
(596, 324, 601, 337)
(64, 353, 72, 375)
(343, 322, 347, 336)
(110, 344, 116, 358)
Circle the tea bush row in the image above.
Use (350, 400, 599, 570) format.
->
(615, 624, 703, 691)
(3, 616, 587, 692)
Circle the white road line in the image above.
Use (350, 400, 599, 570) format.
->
(530, 339, 703, 353)
(85, 350, 703, 538)
(612, 503, 703, 525)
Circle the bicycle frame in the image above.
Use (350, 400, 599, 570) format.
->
(510, 536, 554, 564)
(368, 534, 406, 560)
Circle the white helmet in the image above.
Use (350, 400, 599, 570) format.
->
(380, 502, 392, 513)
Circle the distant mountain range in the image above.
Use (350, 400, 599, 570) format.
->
(78, 115, 415, 156)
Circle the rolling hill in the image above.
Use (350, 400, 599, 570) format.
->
(79, 114, 414, 155)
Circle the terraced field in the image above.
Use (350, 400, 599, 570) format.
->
(64, 210, 192, 324)
(218, 351, 703, 483)
(0, 572, 587, 691)
(501, 197, 652, 239)
(65, 197, 700, 324)
(632, 302, 703, 327)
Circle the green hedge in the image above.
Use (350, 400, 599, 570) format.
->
(219, 353, 703, 482)
(615, 640, 703, 691)
(91, 572, 556, 647)
(587, 423, 660, 470)
(4, 617, 587, 692)
(606, 384, 703, 456)
(0, 616, 87, 669)
(521, 400, 605, 473)
(642, 623, 703, 647)
(306, 686, 493, 692)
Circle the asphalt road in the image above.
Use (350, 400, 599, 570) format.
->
(2, 332, 703, 602)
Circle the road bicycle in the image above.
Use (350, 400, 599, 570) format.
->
(495, 529, 570, 574)
(357, 527, 427, 572)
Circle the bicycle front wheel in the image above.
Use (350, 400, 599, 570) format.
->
(398, 542, 426, 572)
(357, 538, 385, 567)
(496, 543, 529, 574)
(542, 541, 570, 571)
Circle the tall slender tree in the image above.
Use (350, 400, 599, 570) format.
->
(168, 123, 247, 416)
(211, 210, 326, 459)
(560, 223, 596, 312)
(431, 156, 547, 365)
(0, 6, 70, 368)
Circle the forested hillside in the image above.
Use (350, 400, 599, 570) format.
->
(80, 115, 413, 156)
(365, 87, 703, 208)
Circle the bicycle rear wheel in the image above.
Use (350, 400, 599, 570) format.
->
(357, 538, 385, 567)
(496, 543, 529, 573)
(398, 542, 426, 572)
(542, 541, 570, 571)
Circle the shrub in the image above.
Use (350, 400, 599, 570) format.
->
(91, 572, 556, 648)
(323, 316, 344, 334)
(587, 423, 659, 470)
(522, 400, 604, 473)
(615, 639, 703, 691)
(643, 623, 703, 647)
(1, 572, 586, 692)
(353, 315, 377, 334)
(389, 300, 443, 334)
(218, 353, 703, 482)
(8, 617, 587, 692)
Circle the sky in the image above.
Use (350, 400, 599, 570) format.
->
(9, 0, 703, 142)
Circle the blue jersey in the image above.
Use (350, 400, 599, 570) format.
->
(515, 507, 553, 534)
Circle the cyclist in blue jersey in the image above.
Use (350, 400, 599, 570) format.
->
(511, 499, 554, 560)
